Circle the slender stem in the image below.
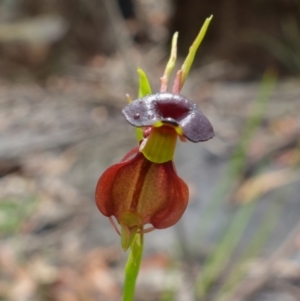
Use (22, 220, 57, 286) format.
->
(122, 232, 144, 301)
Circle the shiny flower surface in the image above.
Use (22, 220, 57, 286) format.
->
(95, 148, 188, 250)
(122, 93, 214, 143)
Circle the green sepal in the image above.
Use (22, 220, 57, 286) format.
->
(137, 68, 152, 98)
(120, 211, 143, 251)
(121, 223, 139, 252)
(180, 15, 213, 89)
(135, 68, 152, 142)
(164, 32, 178, 80)
(160, 32, 178, 92)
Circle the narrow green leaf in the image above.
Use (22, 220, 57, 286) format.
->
(193, 70, 277, 298)
(215, 197, 284, 301)
(195, 201, 257, 298)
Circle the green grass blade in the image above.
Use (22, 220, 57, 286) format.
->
(195, 201, 257, 298)
(193, 71, 277, 298)
(215, 196, 284, 301)
(192, 70, 277, 247)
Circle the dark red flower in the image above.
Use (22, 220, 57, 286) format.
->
(95, 148, 188, 250)
(96, 92, 213, 250)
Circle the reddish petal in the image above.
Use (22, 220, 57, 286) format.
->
(95, 151, 189, 230)
(95, 159, 130, 217)
(95, 151, 144, 220)
(142, 161, 189, 229)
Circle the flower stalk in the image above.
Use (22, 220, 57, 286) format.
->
(123, 233, 144, 301)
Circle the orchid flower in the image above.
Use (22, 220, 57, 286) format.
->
(95, 16, 214, 251)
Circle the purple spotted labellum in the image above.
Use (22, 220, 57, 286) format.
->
(122, 93, 214, 143)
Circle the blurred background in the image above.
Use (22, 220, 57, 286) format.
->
(0, 0, 300, 300)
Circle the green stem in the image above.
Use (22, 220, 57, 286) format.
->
(122, 232, 144, 301)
